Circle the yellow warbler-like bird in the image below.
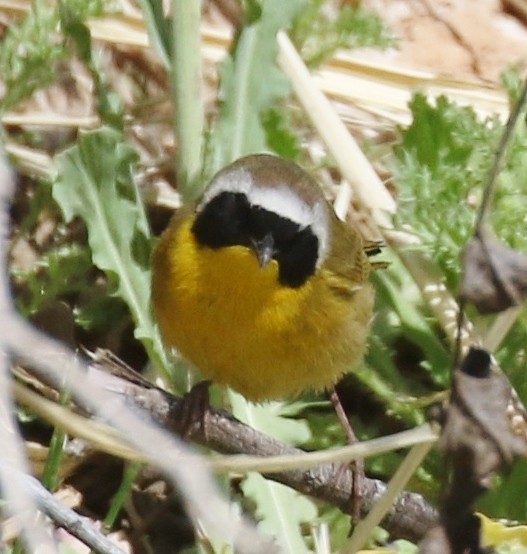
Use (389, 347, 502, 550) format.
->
(152, 154, 374, 401)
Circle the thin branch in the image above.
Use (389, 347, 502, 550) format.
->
(15, 376, 438, 474)
(0, 149, 57, 552)
(1, 463, 127, 554)
(81, 364, 438, 543)
(475, 78, 527, 231)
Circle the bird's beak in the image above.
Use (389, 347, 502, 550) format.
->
(253, 233, 275, 268)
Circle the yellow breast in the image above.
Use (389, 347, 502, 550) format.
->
(152, 216, 373, 401)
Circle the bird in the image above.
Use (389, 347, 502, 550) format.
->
(151, 153, 375, 403)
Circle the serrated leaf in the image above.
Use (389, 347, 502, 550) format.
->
(52, 127, 174, 383)
(228, 390, 314, 551)
(293, 0, 393, 68)
(392, 93, 508, 288)
(229, 392, 314, 553)
(242, 473, 316, 553)
(14, 243, 93, 317)
(0, 0, 104, 111)
(261, 107, 301, 159)
(229, 392, 311, 445)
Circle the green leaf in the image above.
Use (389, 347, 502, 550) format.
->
(209, 0, 306, 170)
(136, 0, 171, 67)
(62, 21, 92, 63)
(391, 539, 419, 553)
(293, 0, 394, 67)
(393, 91, 527, 287)
(229, 393, 311, 445)
(228, 392, 315, 552)
(372, 266, 451, 387)
(242, 473, 317, 553)
(13, 243, 93, 317)
(0, 0, 104, 111)
(74, 290, 129, 333)
(59, 5, 124, 127)
(393, 94, 503, 289)
(244, 0, 263, 24)
(52, 127, 174, 384)
(478, 458, 527, 521)
(261, 107, 301, 159)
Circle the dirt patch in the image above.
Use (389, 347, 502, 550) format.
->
(361, 0, 527, 82)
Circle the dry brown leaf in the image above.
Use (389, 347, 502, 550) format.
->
(460, 228, 527, 314)
(419, 348, 527, 554)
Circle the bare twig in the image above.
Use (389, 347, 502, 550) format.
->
(1, 463, 127, 554)
(15, 376, 439, 474)
(11, 362, 439, 542)
(475, 78, 527, 231)
(0, 151, 57, 552)
(81, 364, 438, 543)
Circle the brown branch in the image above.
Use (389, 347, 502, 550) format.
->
(86, 362, 438, 543)
(1, 463, 127, 554)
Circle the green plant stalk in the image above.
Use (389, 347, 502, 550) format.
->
(42, 430, 67, 491)
(41, 388, 71, 491)
(227, 25, 258, 162)
(171, 0, 204, 200)
(104, 461, 142, 529)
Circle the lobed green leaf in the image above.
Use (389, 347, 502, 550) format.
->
(52, 127, 174, 382)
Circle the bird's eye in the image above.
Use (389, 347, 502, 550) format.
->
(192, 192, 251, 248)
